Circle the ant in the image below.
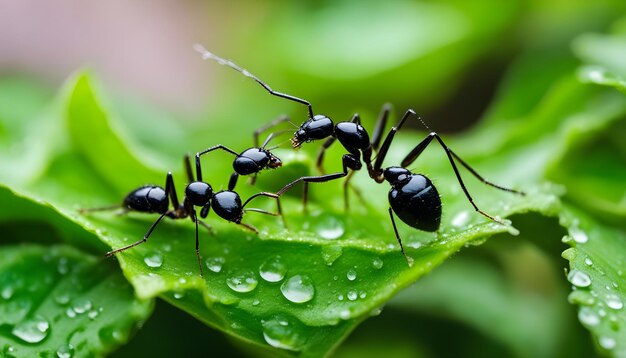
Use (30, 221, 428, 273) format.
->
(195, 129, 288, 190)
(80, 154, 285, 276)
(194, 45, 525, 262)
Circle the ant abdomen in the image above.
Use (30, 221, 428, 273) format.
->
(388, 173, 441, 232)
(212, 191, 243, 222)
(123, 186, 168, 214)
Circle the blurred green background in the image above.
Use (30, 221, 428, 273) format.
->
(1, 0, 625, 357)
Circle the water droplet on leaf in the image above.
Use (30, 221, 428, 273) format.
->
(206, 257, 225, 273)
(262, 315, 305, 351)
(280, 275, 314, 303)
(12, 316, 50, 343)
(259, 256, 287, 282)
(567, 269, 591, 287)
(144, 252, 163, 268)
(227, 271, 258, 293)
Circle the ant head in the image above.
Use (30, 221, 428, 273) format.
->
(186, 181, 213, 206)
(291, 114, 334, 148)
(383, 167, 411, 186)
(267, 152, 282, 169)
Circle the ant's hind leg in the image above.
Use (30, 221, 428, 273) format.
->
(105, 212, 168, 257)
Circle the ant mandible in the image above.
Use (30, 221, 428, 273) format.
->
(194, 45, 525, 262)
(80, 154, 285, 276)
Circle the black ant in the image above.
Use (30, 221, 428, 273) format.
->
(195, 130, 288, 190)
(80, 154, 284, 276)
(194, 45, 525, 262)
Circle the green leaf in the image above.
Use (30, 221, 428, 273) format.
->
(561, 208, 626, 356)
(0, 244, 153, 357)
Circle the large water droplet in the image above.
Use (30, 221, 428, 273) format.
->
(567, 269, 591, 287)
(599, 336, 616, 350)
(262, 316, 304, 351)
(205, 257, 225, 273)
(321, 246, 343, 266)
(55, 294, 70, 306)
(144, 252, 163, 268)
(281, 275, 314, 303)
(12, 316, 50, 343)
(347, 290, 357, 301)
(259, 256, 287, 282)
(605, 294, 623, 310)
(372, 257, 383, 270)
(346, 269, 357, 281)
(56, 343, 74, 358)
(570, 227, 588, 244)
(226, 271, 258, 293)
(316, 216, 345, 240)
(578, 307, 600, 326)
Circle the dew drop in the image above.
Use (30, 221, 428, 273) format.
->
(55, 294, 70, 306)
(359, 291, 367, 299)
(578, 307, 600, 326)
(56, 343, 74, 358)
(259, 256, 287, 282)
(1, 286, 14, 300)
(173, 292, 185, 299)
(316, 216, 345, 240)
(347, 290, 358, 301)
(584, 258, 593, 266)
(570, 227, 588, 244)
(338, 294, 344, 301)
(12, 316, 50, 343)
(599, 336, 616, 350)
(65, 308, 76, 318)
(143, 252, 163, 268)
(346, 269, 357, 281)
(252, 299, 260, 306)
(72, 298, 92, 314)
(205, 257, 225, 273)
(226, 271, 258, 293)
(372, 257, 383, 270)
(339, 309, 351, 320)
(280, 275, 314, 303)
(321, 245, 343, 266)
(88, 310, 99, 320)
(262, 316, 304, 351)
(605, 294, 623, 310)
(567, 269, 591, 287)
(57, 258, 69, 275)
(451, 211, 470, 227)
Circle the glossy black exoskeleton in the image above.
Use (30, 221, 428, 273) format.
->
(81, 155, 284, 276)
(195, 130, 284, 190)
(194, 45, 524, 262)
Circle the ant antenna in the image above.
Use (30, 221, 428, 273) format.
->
(260, 129, 293, 149)
(193, 44, 315, 119)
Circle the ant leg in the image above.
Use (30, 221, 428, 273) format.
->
(105, 212, 169, 256)
(254, 115, 291, 148)
(237, 221, 259, 234)
(303, 182, 309, 213)
(183, 154, 195, 183)
(164, 172, 180, 210)
(78, 205, 125, 215)
(401, 132, 524, 224)
(388, 208, 410, 265)
(192, 209, 204, 277)
(195, 145, 240, 182)
(228, 172, 240, 191)
(316, 137, 336, 174)
(370, 103, 392, 151)
(242, 192, 286, 228)
(277, 154, 356, 197)
(198, 220, 214, 234)
(370, 109, 420, 182)
(193, 45, 315, 119)
(249, 173, 258, 186)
